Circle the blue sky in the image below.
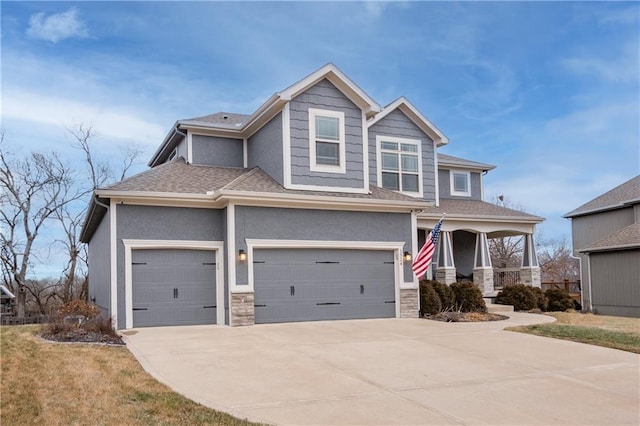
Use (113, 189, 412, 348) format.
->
(2, 1, 639, 276)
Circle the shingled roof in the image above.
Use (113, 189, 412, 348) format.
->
(181, 112, 250, 127)
(420, 198, 543, 222)
(565, 175, 640, 218)
(103, 158, 245, 194)
(580, 222, 640, 253)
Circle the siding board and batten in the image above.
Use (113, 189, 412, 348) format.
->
(590, 249, 640, 318)
(571, 208, 635, 253)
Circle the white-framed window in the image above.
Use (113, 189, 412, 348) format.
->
(450, 170, 471, 197)
(376, 135, 423, 196)
(309, 108, 346, 173)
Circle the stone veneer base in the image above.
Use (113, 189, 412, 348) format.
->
(231, 292, 255, 326)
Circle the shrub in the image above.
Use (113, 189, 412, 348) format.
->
(432, 281, 455, 311)
(57, 300, 100, 320)
(450, 281, 487, 313)
(495, 284, 538, 311)
(546, 289, 574, 312)
(419, 280, 442, 315)
(530, 287, 548, 311)
(83, 315, 120, 338)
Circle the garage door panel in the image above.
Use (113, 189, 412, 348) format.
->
(132, 249, 216, 327)
(254, 248, 396, 324)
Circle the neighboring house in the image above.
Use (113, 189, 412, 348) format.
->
(564, 176, 640, 318)
(80, 64, 543, 329)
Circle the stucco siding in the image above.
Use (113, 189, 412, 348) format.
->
(88, 208, 110, 314)
(191, 135, 243, 167)
(248, 111, 284, 185)
(289, 79, 364, 189)
(590, 249, 640, 318)
(571, 208, 635, 253)
(234, 206, 413, 286)
(369, 109, 436, 202)
(115, 205, 224, 328)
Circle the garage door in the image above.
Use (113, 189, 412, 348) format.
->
(132, 249, 217, 327)
(253, 248, 396, 324)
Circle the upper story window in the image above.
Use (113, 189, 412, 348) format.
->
(377, 136, 422, 196)
(450, 170, 471, 196)
(309, 108, 346, 174)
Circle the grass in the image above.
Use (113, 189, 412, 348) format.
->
(508, 312, 640, 354)
(1, 325, 262, 425)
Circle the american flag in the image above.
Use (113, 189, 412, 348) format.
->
(411, 217, 444, 279)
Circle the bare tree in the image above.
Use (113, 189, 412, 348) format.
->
(55, 125, 143, 304)
(537, 236, 580, 282)
(0, 133, 81, 317)
(488, 195, 525, 268)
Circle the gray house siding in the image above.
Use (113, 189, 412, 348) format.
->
(88, 209, 110, 315)
(191, 135, 243, 167)
(248, 111, 284, 185)
(571, 208, 635, 254)
(452, 230, 476, 277)
(289, 79, 364, 189)
(438, 169, 482, 201)
(115, 205, 224, 329)
(590, 249, 640, 318)
(369, 109, 436, 202)
(233, 206, 414, 285)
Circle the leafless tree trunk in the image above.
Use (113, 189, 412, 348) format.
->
(538, 236, 580, 282)
(0, 133, 80, 317)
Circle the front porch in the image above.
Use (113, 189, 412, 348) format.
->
(416, 199, 544, 296)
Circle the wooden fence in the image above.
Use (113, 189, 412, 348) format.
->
(542, 280, 582, 304)
(0, 315, 53, 326)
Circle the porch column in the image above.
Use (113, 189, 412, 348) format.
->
(473, 232, 494, 295)
(520, 234, 541, 288)
(435, 231, 456, 284)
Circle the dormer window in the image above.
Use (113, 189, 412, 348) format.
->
(450, 170, 471, 197)
(377, 136, 423, 196)
(309, 108, 345, 173)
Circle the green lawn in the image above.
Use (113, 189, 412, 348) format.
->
(508, 312, 640, 353)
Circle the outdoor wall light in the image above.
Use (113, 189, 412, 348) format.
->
(238, 249, 247, 262)
(403, 251, 412, 262)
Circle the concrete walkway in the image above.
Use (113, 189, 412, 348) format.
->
(123, 313, 639, 425)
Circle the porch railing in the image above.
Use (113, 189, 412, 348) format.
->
(493, 268, 521, 290)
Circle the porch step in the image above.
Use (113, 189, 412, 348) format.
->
(486, 303, 514, 314)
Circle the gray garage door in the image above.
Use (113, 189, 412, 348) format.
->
(253, 248, 396, 324)
(132, 249, 217, 327)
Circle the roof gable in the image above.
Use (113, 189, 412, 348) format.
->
(368, 97, 448, 146)
(278, 63, 381, 116)
(565, 175, 640, 218)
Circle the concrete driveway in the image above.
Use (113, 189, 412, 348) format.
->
(123, 314, 639, 425)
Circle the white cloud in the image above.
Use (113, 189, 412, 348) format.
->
(27, 8, 88, 43)
(562, 41, 639, 84)
(3, 88, 166, 148)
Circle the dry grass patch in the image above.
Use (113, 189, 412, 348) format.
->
(1, 325, 261, 425)
(507, 312, 640, 354)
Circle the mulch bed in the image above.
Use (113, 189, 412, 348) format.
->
(40, 329, 125, 345)
(423, 312, 509, 322)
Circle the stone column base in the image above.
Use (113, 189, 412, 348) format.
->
(436, 267, 456, 285)
(473, 267, 494, 295)
(520, 267, 541, 288)
(399, 288, 419, 318)
(231, 292, 255, 326)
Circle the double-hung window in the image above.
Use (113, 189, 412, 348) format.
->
(377, 136, 422, 196)
(309, 108, 345, 173)
(450, 170, 471, 197)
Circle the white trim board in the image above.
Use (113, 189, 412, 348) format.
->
(121, 239, 225, 329)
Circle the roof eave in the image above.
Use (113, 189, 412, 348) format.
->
(579, 243, 640, 253)
(418, 211, 544, 224)
(215, 189, 430, 211)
